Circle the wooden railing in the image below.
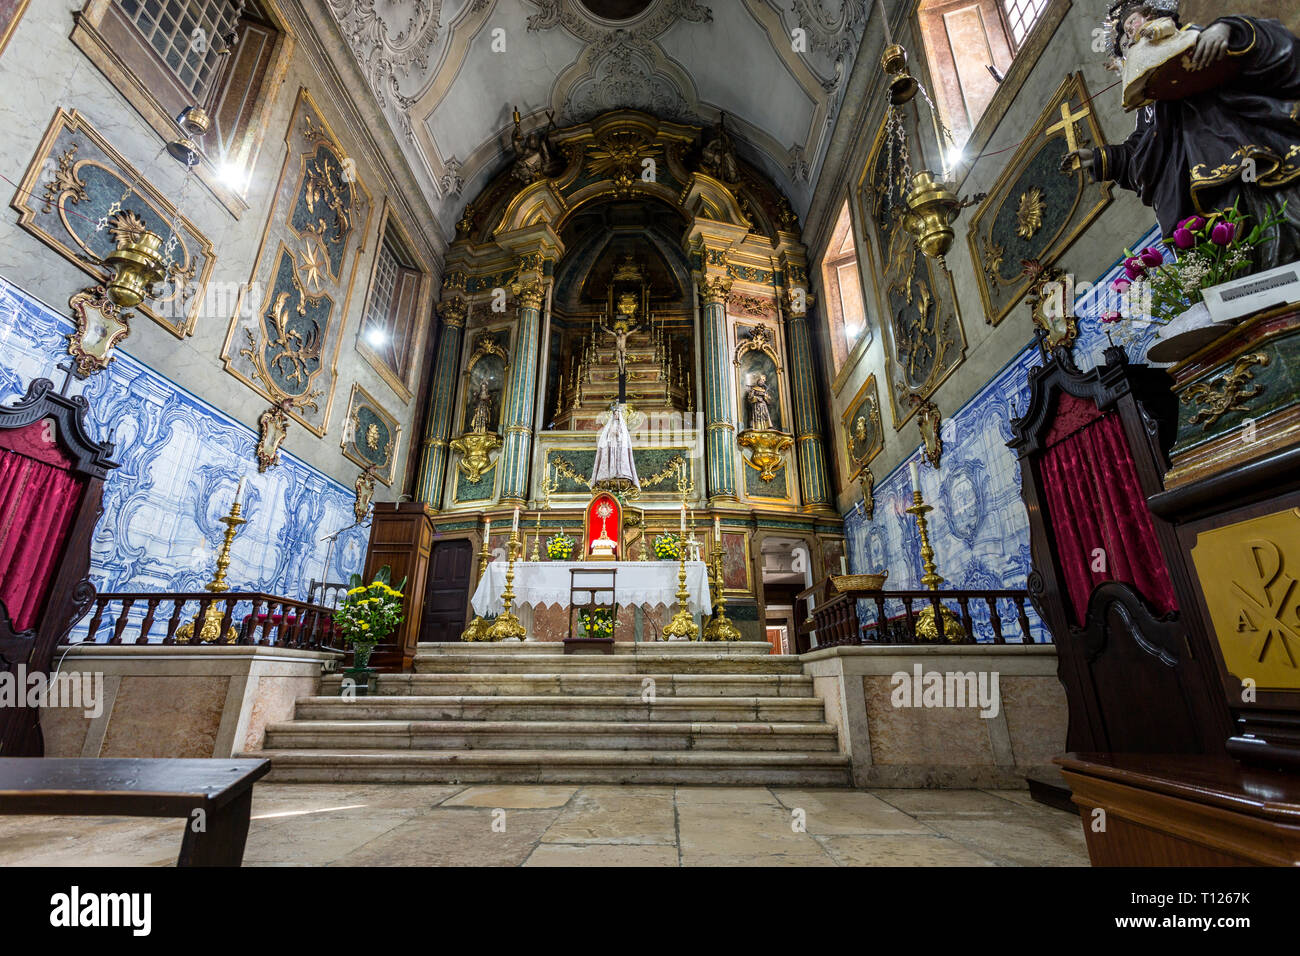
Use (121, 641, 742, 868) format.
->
(73, 592, 343, 650)
(796, 580, 1043, 647)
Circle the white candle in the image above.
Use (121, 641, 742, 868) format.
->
(484, 517, 491, 539)
(714, 515, 721, 541)
(234, 476, 245, 503)
(680, 504, 686, 532)
(512, 507, 520, 532)
(909, 460, 920, 493)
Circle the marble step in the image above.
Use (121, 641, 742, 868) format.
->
(253, 748, 853, 786)
(322, 673, 812, 697)
(414, 641, 777, 657)
(408, 656, 805, 675)
(263, 719, 839, 752)
(292, 695, 826, 723)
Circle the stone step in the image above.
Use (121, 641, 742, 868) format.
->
(321, 673, 813, 697)
(252, 748, 853, 786)
(292, 695, 826, 723)
(408, 656, 805, 674)
(263, 719, 839, 752)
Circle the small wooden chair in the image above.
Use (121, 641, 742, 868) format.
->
(566, 568, 617, 654)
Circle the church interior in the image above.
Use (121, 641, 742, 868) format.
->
(0, 0, 1299, 878)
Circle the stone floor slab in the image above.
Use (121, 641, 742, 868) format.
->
(441, 785, 577, 809)
(525, 843, 680, 866)
(771, 789, 935, 835)
(815, 834, 998, 867)
(541, 786, 677, 844)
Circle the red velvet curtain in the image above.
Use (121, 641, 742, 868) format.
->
(1039, 407, 1177, 626)
(0, 436, 85, 632)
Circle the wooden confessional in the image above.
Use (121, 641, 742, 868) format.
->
(1009, 344, 1232, 756)
(0, 378, 117, 756)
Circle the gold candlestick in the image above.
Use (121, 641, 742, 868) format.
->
(663, 462, 699, 640)
(702, 534, 740, 642)
(177, 493, 246, 644)
(905, 489, 966, 643)
(462, 525, 494, 642)
(488, 530, 526, 641)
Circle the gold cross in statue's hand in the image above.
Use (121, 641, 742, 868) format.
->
(1047, 100, 1091, 171)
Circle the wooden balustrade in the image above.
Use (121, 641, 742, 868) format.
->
(75, 592, 343, 650)
(795, 579, 1043, 647)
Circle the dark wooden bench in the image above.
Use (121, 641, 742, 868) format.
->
(0, 757, 270, 866)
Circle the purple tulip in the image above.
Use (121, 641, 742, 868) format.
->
(1124, 257, 1146, 280)
(1111, 278, 1131, 294)
(1211, 221, 1237, 246)
(1140, 247, 1165, 268)
(1173, 228, 1195, 249)
(1179, 216, 1205, 233)
(1101, 310, 1122, 324)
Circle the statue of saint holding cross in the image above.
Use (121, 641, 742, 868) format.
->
(1062, 2, 1300, 272)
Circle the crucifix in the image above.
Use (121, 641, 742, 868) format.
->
(55, 360, 80, 395)
(1047, 100, 1091, 172)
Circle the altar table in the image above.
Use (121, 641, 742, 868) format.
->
(470, 560, 712, 619)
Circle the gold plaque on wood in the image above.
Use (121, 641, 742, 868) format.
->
(1190, 509, 1300, 692)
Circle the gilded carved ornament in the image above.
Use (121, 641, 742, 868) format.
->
(701, 274, 733, 304)
(1182, 353, 1271, 430)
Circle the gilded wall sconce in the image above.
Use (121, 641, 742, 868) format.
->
(451, 430, 503, 483)
(738, 429, 794, 482)
(915, 399, 943, 470)
(256, 398, 294, 473)
(353, 465, 377, 523)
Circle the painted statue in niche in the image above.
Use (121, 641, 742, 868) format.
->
(462, 349, 505, 434)
(746, 374, 775, 430)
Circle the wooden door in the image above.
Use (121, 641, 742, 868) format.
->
(420, 539, 474, 643)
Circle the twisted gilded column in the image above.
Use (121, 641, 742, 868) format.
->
(498, 277, 545, 504)
(785, 289, 832, 509)
(700, 274, 737, 501)
(415, 296, 467, 505)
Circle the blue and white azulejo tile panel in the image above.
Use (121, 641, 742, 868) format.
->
(0, 275, 369, 604)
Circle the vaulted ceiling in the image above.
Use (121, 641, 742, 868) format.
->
(316, 0, 873, 240)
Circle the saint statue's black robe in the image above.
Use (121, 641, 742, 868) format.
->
(1093, 16, 1300, 269)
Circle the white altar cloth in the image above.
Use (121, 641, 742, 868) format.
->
(471, 561, 712, 617)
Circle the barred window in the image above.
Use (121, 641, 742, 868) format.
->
(1002, 0, 1049, 46)
(117, 0, 240, 99)
(360, 225, 424, 391)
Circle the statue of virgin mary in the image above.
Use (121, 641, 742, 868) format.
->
(590, 402, 640, 495)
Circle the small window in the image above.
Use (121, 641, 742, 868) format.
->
(821, 201, 869, 375)
(359, 223, 425, 397)
(1003, 0, 1049, 45)
(917, 0, 1049, 153)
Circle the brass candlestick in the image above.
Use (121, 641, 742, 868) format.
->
(487, 529, 526, 641)
(703, 533, 740, 641)
(177, 492, 246, 644)
(530, 471, 556, 561)
(462, 525, 494, 642)
(663, 462, 699, 640)
(905, 489, 966, 643)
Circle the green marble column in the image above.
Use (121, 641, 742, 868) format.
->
(700, 274, 737, 500)
(498, 279, 545, 504)
(786, 295, 832, 509)
(415, 297, 466, 506)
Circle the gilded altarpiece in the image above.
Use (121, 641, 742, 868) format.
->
(965, 73, 1112, 328)
(11, 109, 215, 337)
(857, 119, 966, 429)
(221, 88, 373, 436)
